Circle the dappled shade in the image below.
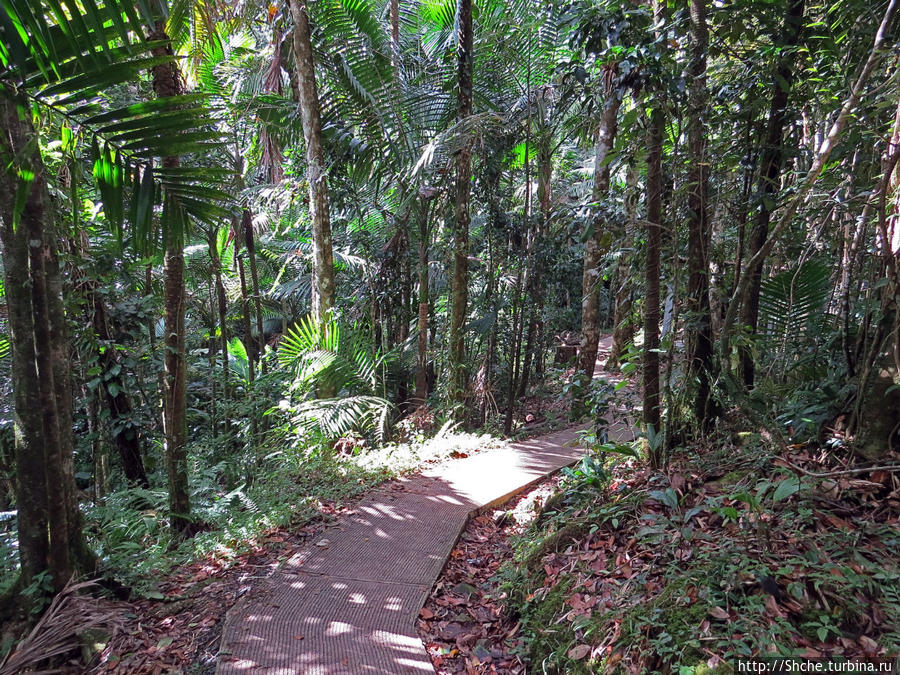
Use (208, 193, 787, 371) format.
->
(217, 424, 633, 673)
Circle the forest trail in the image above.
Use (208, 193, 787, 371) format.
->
(216, 339, 633, 674)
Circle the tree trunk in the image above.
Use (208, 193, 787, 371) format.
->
(574, 92, 621, 414)
(449, 0, 474, 408)
(685, 0, 716, 429)
(237, 246, 259, 445)
(390, 0, 400, 59)
(738, 0, 805, 389)
(0, 95, 92, 590)
(608, 161, 638, 370)
(518, 131, 549, 397)
(415, 198, 431, 404)
(644, 107, 664, 458)
(243, 210, 267, 375)
(534, 131, 552, 380)
(289, 0, 335, 328)
(150, 24, 191, 537)
(237, 214, 257, 388)
(207, 227, 231, 419)
(206, 281, 218, 438)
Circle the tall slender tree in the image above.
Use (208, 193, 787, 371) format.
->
(449, 0, 474, 407)
(644, 107, 664, 459)
(149, 17, 192, 536)
(574, 88, 621, 414)
(684, 0, 716, 429)
(289, 0, 336, 328)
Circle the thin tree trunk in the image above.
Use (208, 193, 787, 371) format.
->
(449, 0, 474, 408)
(644, 107, 664, 459)
(208, 227, 231, 412)
(415, 198, 431, 404)
(150, 23, 191, 537)
(505, 251, 526, 433)
(243, 210, 267, 375)
(237, 251, 259, 444)
(88, 390, 108, 502)
(685, 0, 716, 429)
(207, 281, 218, 438)
(289, 0, 335, 328)
(608, 161, 639, 370)
(145, 265, 166, 439)
(390, 0, 400, 58)
(734, 120, 753, 293)
(574, 92, 621, 414)
(237, 215, 257, 388)
(533, 131, 552, 379)
(738, 0, 805, 389)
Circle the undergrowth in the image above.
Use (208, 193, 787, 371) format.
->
(81, 422, 504, 597)
(500, 432, 900, 674)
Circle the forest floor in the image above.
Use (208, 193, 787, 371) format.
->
(420, 435, 900, 674)
(79, 421, 590, 673)
(419, 426, 900, 671)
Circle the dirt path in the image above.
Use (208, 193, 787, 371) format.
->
(216, 338, 629, 674)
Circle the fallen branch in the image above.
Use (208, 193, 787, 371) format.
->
(777, 458, 900, 478)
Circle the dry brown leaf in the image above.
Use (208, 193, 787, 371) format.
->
(567, 644, 591, 660)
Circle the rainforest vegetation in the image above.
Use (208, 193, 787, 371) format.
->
(0, 0, 899, 671)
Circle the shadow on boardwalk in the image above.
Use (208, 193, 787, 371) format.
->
(217, 340, 634, 674)
(216, 428, 590, 674)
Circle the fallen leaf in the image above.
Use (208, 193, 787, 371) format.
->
(859, 635, 879, 656)
(567, 644, 591, 660)
(764, 595, 785, 618)
(708, 606, 729, 620)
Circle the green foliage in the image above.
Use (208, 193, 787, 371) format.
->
(276, 316, 391, 446)
(0, 0, 235, 254)
(757, 259, 832, 354)
(82, 448, 394, 591)
(20, 571, 54, 618)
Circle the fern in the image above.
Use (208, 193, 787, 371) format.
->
(758, 259, 831, 331)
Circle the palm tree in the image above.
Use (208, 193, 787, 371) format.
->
(449, 0, 474, 409)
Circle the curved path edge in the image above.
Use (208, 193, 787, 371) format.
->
(215, 424, 611, 674)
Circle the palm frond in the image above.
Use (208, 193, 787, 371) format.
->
(285, 395, 391, 443)
(1, 0, 236, 254)
(758, 260, 832, 344)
